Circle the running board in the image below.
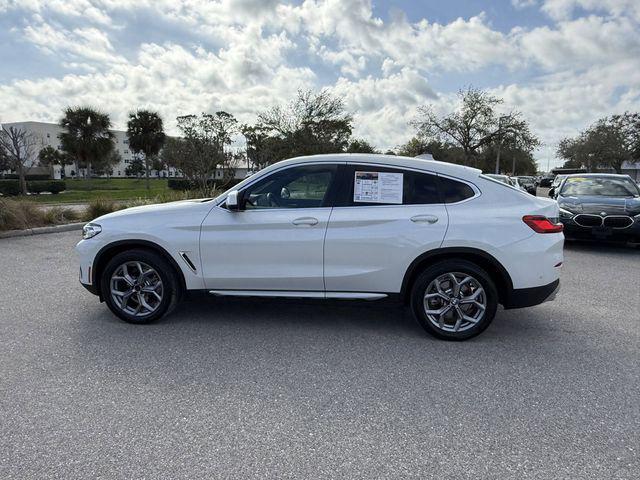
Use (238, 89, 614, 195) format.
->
(208, 290, 387, 300)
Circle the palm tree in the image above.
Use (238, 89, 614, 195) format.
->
(126, 110, 166, 190)
(59, 107, 115, 184)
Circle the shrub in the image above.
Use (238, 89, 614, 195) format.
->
(27, 180, 66, 194)
(167, 178, 196, 190)
(0, 180, 21, 196)
(42, 206, 81, 224)
(167, 178, 243, 191)
(1, 173, 50, 180)
(0, 198, 40, 230)
(0, 180, 66, 195)
(85, 198, 119, 220)
(0, 198, 80, 231)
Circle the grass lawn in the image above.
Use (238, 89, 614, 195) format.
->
(20, 178, 171, 204)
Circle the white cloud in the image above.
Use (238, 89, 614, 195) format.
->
(23, 21, 125, 66)
(0, 0, 639, 165)
(541, 0, 640, 21)
(511, 0, 538, 8)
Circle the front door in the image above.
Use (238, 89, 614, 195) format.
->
(200, 163, 339, 291)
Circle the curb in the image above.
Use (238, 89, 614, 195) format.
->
(0, 222, 85, 239)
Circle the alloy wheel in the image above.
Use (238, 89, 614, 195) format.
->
(110, 261, 164, 317)
(423, 272, 487, 333)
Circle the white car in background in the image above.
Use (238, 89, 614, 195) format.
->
(76, 154, 564, 340)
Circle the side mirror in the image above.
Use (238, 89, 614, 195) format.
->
(547, 188, 555, 198)
(226, 190, 240, 211)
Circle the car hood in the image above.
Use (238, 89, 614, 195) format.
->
(92, 198, 214, 223)
(558, 195, 640, 215)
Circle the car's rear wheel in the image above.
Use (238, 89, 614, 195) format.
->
(100, 249, 180, 324)
(410, 260, 498, 340)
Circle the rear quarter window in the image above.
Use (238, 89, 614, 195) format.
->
(439, 176, 475, 203)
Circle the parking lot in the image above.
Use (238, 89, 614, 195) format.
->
(1, 231, 638, 479)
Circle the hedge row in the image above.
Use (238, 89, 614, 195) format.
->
(168, 178, 243, 191)
(1, 173, 51, 180)
(0, 180, 66, 196)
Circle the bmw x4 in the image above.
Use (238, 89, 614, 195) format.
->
(76, 154, 564, 340)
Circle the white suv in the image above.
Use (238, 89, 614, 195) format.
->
(76, 154, 563, 340)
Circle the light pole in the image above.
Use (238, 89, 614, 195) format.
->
(495, 115, 510, 174)
(511, 131, 517, 175)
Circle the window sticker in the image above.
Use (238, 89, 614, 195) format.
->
(354, 171, 403, 204)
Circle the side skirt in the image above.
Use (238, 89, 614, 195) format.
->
(208, 290, 388, 300)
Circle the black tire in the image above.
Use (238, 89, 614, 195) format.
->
(100, 249, 181, 324)
(410, 259, 498, 341)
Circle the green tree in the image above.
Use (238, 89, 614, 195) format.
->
(242, 124, 285, 171)
(38, 145, 73, 177)
(93, 150, 122, 177)
(59, 107, 115, 183)
(126, 110, 166, 190)
(557, 112, 639, 173)
(346, 138, 378, 153)
(396, 137, 431, 157)
(255, 89, 353, 162)
(162, 112, 238, 194)
(125, 156, 145, 178)
(412, 87, 539, 167)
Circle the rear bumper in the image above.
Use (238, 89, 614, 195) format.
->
(504, 279, 559, 309)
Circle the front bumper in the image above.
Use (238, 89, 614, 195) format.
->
(560, 217, 640, 242)
(504, 279, 560, 309)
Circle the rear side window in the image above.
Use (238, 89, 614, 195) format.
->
(439, 176, 475, 203)
(344, 166, 441, 205)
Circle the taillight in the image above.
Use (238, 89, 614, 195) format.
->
(523, 215, 564, 234)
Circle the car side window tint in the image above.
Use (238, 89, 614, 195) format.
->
(242, 165, 336, 209)
(345, 166, 440, 205)
(407, 172, 440, 205)
(439, 176, 475, 203)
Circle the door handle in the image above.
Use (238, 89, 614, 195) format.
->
(292, 217, 319, 226)
(410, 214, 438, 224)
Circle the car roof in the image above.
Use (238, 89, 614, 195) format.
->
(277, 153, 482, 182)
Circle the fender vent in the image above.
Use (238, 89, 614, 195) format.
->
(178, 251, 197, 273)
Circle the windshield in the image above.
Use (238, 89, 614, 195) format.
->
(560, 177, 640, 197)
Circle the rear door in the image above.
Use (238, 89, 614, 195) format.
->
(323, 164, 449, 294)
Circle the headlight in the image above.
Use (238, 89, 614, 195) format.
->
(82, 223, 102, 239)
(559, 208, 575, 219)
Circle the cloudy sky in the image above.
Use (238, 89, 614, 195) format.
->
(1, 0, 639, 169)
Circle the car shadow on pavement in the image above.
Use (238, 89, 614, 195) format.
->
(98, 294, 557, 345)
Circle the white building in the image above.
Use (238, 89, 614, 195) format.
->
(2, 121, 180, 179)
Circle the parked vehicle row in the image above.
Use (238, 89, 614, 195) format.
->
(484, 174, 537, 195)
(77, 154, 563, 340)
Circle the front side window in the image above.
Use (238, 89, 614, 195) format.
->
(242, 164, 337, 209)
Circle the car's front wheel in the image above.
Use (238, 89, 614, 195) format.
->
(100, 249, 180, 324)
(410, 260, 498, 340)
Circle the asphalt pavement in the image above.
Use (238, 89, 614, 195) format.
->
(0, 231, 638, 479)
